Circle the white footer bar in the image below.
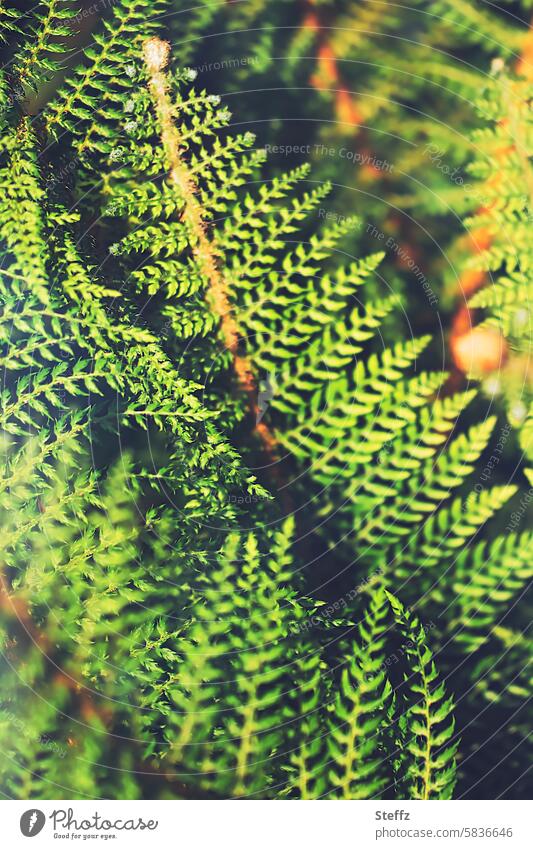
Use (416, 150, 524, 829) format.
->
(2, 799, 530, 849)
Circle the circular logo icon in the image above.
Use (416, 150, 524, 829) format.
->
(20, 809, 46, 837)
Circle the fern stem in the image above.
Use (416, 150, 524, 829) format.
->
(142, 38, 280, 464)
(417, 645, 433, 801)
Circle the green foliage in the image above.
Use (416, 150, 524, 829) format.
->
(43, 0, 167, 157)
(387, 593, 458, 800)
(0, 0, 530, 801)
(12, 0, 76, 92)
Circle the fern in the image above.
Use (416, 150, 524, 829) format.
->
(455, 76, 533, 471)
(387, 593, 458, 800)
(0, 4, 530, 801)
(12, 0, 76, 92)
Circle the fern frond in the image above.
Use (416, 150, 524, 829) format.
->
(387, 593, 458, 800)
(43, 0, 166, 155)
(327, 589, 391, 799)
(449, 532, 533, 652)
(0, 121, 50, 304)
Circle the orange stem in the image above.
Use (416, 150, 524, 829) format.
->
(143, 38, 280, 462)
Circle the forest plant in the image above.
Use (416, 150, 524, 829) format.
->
(0, 1, 530, 800)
